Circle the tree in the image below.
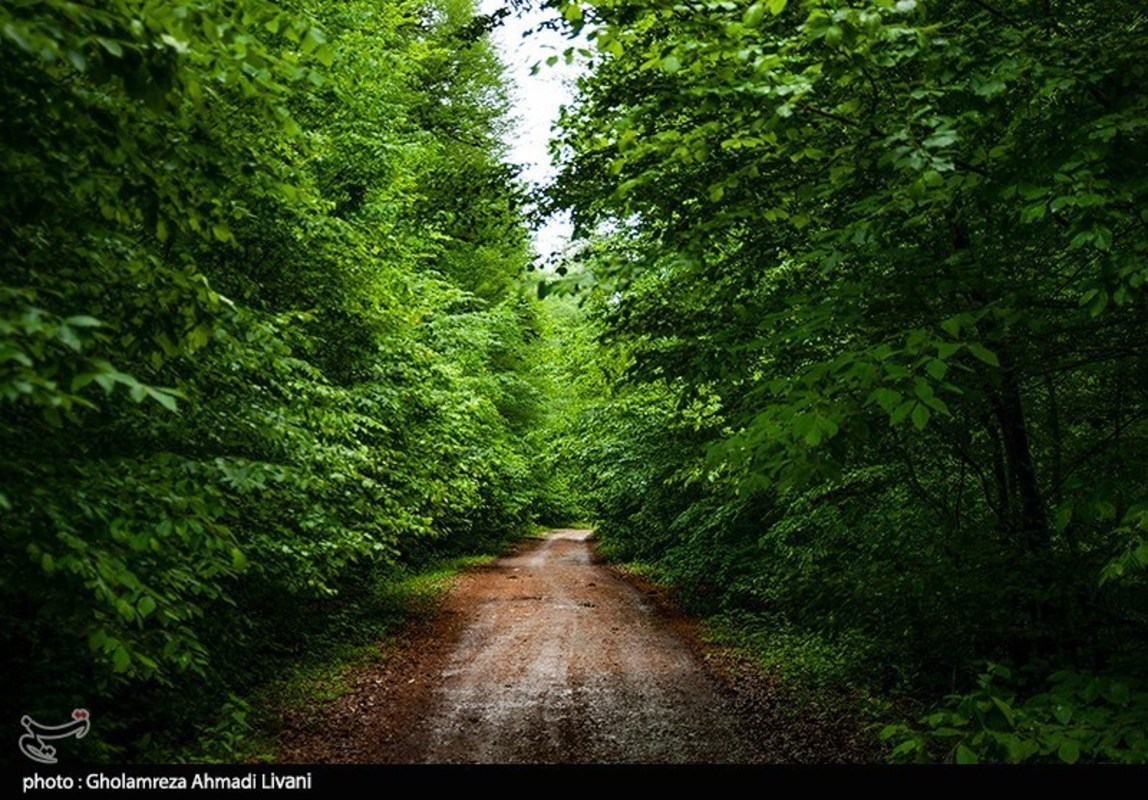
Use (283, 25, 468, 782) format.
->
(0, 0, 549, 759)
(546, 0, 1148, 761)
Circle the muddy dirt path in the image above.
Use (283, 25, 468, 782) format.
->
(416, 528, 755, 763)
(279, 529, 781, 763)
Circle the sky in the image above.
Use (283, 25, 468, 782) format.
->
(478, 0, 585, 263)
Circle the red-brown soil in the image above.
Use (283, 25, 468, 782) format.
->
(277, 529, 876, 764)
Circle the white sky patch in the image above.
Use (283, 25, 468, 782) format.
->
(480, 1, 585, 264)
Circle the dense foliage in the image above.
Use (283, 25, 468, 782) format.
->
(0, 0, 569, 760)
(544, 0, 1148, 762)
(5, 0, 1146, 765)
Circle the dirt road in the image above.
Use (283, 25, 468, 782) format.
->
(417, 528, 756, 763)
(280, 529, 779, 763)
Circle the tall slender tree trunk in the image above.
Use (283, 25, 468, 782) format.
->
(992, 344, 1048, 551)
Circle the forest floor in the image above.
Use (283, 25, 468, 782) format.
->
(276, 529, 877, 763)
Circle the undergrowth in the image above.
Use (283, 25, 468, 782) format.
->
(159, 553, 498, 763)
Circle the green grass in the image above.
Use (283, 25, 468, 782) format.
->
(524, 524, 595, 540)
(166, 552, 500, 764)
(704, 610, 880, 691)
(610, 560, 667, 583)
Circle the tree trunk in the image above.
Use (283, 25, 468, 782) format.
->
(991, 344, 1048, 552)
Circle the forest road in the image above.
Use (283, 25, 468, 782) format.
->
(278, 528, 769, 763)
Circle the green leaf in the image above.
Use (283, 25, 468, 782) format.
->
(891, 400, 915, 426)
(873, 388, 901, 411)
(113, 645, 132, 673)
(925, 359, 948, 380)
(768, 0, 788, 14)
(967, 343, 1000, 367)
(890, 740, 919, 758)
(924, 131, 958, 149)
(937, 342, 962, 359)
(1093, 226, 1113, 252)
(302, 26, 327, 55)
(231, 548, 249, 571)
(1021, 202, 1047, 223)
(911, 402, 930, 431)
(660, 55, 681, 74)
(925, 394, 950, 415)
(1054, 503, 1073, 533)
(98, 38, 124, 57)
(990, 696, 1016, 728)
(743, 3, 766, 26)
(955, 743, 979, 764)
(146, 388, 179, 413)
(138, 596, 157, 618)
(57, 325, 83, 352)
(1057, 738, 1080, 765)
